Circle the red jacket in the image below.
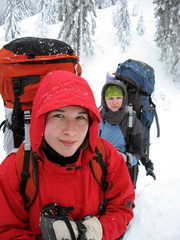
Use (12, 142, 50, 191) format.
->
(0, 71, 135, 240)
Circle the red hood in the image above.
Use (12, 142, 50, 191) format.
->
(30, 70, 101, 154)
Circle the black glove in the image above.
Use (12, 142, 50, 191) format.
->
(144, 160, 156, 180)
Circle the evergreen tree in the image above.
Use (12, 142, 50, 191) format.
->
(97, 0, 119, 9)
(18, 0, 32, 20)
(57, 0, 79, 52)
(58, 0, 69, 22)
(168, 1, 180, 82)
(37, 0, 61, 37)
(58, 0, 97, 63)
(132, 4, 139, 17)
(36, 0, 49, 37)
(45, 0, 61, 24)
(154, 0, 180, 82)
(136, 15, 145, 36)
(113, 0, 130, 52)
(154, 0, 170, 61)
(4, 0, 21, 41)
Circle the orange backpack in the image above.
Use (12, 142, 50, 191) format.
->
(0, 37, 82, 152)
(0, 37, 108, 215)
(16, 138, 108, 214)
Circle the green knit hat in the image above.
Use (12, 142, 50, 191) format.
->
(105, 85, 124, 101)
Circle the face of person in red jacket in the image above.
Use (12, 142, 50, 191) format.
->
(106, 97, 123, 112)
(44, 105, 89, 157)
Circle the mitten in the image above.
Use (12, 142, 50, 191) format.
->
(118, 151, 127, 162)
(53, 220, 79, 240)
(126, 152, 134, 165)
(40, 203, 78, 240)
(82, 216, 103, 240)
(118, 151, 137, 166)
(40, 215, 79, 240)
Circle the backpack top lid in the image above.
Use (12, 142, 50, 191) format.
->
(0, 37, 78, 63)
(0, 37, 82, 109)
(115, 59, 155, 94)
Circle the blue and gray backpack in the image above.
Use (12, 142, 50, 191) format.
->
(115, 59, 160, 161)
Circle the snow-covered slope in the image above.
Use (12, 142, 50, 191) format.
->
(82, 1, 180, 239)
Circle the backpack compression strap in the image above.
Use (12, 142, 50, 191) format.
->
(126, 104, 136, 152)
(89, 138, 110, 215)
(11, 75, 40, 148)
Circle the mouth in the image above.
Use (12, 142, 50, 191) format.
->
(60, 140, 76, 147)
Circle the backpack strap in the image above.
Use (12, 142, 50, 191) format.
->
(11, 76, 40, 148)
(16, 138, 109, 211)
(89, 138, 109, 215)
(149, 97, 160, 138)
(15, 143, 39, 209)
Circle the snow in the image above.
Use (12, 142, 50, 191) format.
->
(0, 0, 180, 239)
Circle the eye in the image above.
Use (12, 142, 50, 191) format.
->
(77, 113, 89, 121)
(77, 115, 86, 120)
(54, 114, 64, 118)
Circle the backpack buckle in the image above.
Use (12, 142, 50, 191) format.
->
(21, 170, 30, 179)
(93, 152, 102, 163)
(12, 78, 21, 95)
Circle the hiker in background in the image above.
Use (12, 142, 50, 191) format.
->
(99, 78, 155, 188)
(0, 70, 135, 240)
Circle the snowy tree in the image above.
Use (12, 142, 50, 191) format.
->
(57, 1, 79, 54)
(58, 0, 97, 63)
(1, 0, 32, 27)
(36, 0, 49, 38)
(132, 4, 139, 17)
(154, 0, 180, 82)
(44, 0, 61, 24)
(113, 0, 130, 52)
(97, 0, 119, 9)
(154, 0, 171, 61)
(18, 0, 32, 20)
(4, 0, 21, 41)
(136, 15, 145, 36)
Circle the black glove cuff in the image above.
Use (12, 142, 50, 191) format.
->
(145, 160, 154, 170)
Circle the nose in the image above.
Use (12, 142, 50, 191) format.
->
(63, 119, 76, 136)
(112, 99, 118, 104)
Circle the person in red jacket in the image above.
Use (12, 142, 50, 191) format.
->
(0, 70, 135, 240)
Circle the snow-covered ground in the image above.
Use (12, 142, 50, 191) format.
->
(0, 0, 180, 239)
